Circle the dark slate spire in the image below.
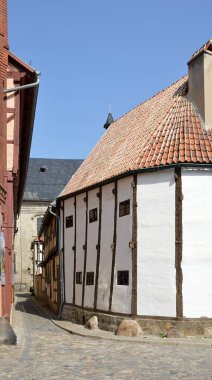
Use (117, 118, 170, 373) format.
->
(104, 112, 114, 130)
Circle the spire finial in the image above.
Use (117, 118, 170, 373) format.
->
(103, 106, 114, 130)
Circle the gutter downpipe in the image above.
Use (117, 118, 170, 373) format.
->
(49, 204, 64, 320)
(3, 71, 41, 93)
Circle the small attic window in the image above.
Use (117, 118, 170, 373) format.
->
(39, 166, 47, 172)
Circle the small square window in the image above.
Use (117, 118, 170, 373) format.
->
(89, 208, 98, 223)
(86, 272, 94, 285)
(76, 272, 82, 284)
(66, 215, 73, 228)
(117, 271, 129, 285)
(119, 200, 130, 217)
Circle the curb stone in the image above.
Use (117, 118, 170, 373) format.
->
(31, 297, 212, 349)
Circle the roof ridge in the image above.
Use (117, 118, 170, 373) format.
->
(110, 75, 188, 126)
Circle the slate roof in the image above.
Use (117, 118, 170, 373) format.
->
(23, 158, 83, 201)
(60, 76, 212, 198)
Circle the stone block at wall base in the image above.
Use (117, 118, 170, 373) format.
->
(0, 317, 17, 345)
(85, 316, 98, 330)
(117, 319, 143, 337)
(61, 304, 212, 337)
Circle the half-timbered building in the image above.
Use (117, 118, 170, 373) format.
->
(58, 41, 212, 334)
(36, 203, 60, 314)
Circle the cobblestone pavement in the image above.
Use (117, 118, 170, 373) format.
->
(0, 294, 212, 380)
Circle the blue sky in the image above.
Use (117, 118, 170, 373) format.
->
(8, 0, 212, 159)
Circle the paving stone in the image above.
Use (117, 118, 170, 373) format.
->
(0, 293, 211, 379)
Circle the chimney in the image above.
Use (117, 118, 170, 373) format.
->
(188, 40, 212, 128)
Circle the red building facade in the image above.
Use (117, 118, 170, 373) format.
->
(0, 1, 39, 321)
(0, 0, 9, 317)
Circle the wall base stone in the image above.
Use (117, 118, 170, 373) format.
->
(0, 317, 16, 345)
(62, 304, 212, 337)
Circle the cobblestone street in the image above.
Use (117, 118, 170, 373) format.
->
(0, 294, 211, 379)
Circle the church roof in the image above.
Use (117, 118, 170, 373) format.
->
(60, 75, 212, 198)
(23, 158, 83, 201)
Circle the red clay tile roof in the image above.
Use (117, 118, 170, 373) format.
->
(60, 75, 212, 197)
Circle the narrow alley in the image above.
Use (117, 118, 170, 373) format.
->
(0, 294, 211, 379)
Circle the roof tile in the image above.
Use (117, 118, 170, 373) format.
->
(60, 76, 212, 197)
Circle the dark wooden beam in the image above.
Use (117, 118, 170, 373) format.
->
(131, 175, 137, 316)
(94, 187, 102, 309)
(175, 167, 183, 318)
(63, 201, 66, 303)
(73, 196, 77, 305)
(82, 192, 88, 307)
(109, 181, 117, 312)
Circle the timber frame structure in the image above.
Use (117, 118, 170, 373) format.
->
(58, 41, 212, 336)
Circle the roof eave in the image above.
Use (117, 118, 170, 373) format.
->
(58, 162, 212, 201)
(38, 207, 53, 237)
(17, 79, 39, 215)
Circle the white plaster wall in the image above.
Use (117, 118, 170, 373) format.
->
(64, 197, 75, 304)
(182, 168, 212, 318)
(75, 193, 86, 306)
(137, 169, 176, 317)
(84, 189, 99, 308)
(112, 176, 133, 314)
(97, 182, 115, 311)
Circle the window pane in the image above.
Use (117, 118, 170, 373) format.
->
(89, 208, 98, 223)
(86, 272, 94, 285)
(117, 270, 129, 285)
(66, 215, 73, 228)
(119, 200, 130, 217)
(76, 272, 82, 284)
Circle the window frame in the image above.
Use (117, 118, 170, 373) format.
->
(76, 272, 82, 284)
(89, 208, 98, 223)
(119, 199, 130, 217)
(65, 215, 73, 228)
(117, 270, 129, 286)
(86, 272, 94, 285)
